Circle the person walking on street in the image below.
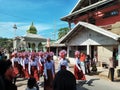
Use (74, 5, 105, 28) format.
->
(11, 52, 20, 77)
(25, 77, 39, 90)
(74, 51, 86, 81)
(38, 51, 45, 77)
(80, 52, 86, 74)
(58, 50, 69, 71)
(108, 57, 115, 81)
(44, 54, 55, 90)
(28, 53, 40, 83)
(22, 53, 30, 79)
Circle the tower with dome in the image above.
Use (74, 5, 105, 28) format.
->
(27, 22, 37, 34)
(13, 22, 47, 52)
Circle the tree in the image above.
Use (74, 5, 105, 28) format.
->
(58, 27, 69, 39)
(0, 38, 13, 53)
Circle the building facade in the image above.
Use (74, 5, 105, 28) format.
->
(13, 23, 47, 52)
(52, 0, 120, 70)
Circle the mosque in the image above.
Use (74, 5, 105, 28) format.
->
(13, 22, 47, 52)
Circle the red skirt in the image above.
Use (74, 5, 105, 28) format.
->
(39, 62, 44, 75)
(23, 64, 29, 78)
(30, 66, 39, 81)
(40, 65, 44, 75)
(44, 69, 53, 90)
(13, 62, 19, 75)
(74, 65, 86, 80)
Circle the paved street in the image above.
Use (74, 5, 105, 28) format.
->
(17, 76, 44, 90)
(77, 75, 120, 90)
(16, 60, 120, 90)
(17, 75, 120, 90)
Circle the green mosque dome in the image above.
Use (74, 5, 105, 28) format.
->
(27, 22, 37, 34)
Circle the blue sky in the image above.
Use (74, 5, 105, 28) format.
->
(0, 0, 78, 40)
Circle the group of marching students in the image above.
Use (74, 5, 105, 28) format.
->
(3, 49, 97, 90)
(10, 50, 55, 85)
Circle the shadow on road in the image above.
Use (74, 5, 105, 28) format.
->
(87, 71, 102, 76)
(76, 78, 100, 87)
(113, 79, 120, 82)
(76, 81, 88, 90)
(86, 78, 100, 86)
(40, 81, 44, 87)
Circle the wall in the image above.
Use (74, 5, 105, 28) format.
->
(74, 2, 120, 26)
(98, 46, 113, 66)
(68, 28, 118, 46)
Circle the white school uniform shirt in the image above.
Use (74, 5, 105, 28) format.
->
(38, 56, 45, 66)
(28, 59, 39, 75)
(23, 57, 29, 69)
(75, 58, 81, 70)
(19, 57, 24, 66)
(11, 57, 19, 67)
(58, 58, 69, 71)
(44, 61, 54, 80)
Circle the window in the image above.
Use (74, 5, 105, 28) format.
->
(103, 10, 119, 18)
(88, 17, 96, 24)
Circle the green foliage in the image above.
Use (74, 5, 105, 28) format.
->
(58, 27, 69, 39)
(0, 37, 13, 52)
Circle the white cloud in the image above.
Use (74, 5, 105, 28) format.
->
(0, 22, 54, 38)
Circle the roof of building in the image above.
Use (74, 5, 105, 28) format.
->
(70, 0, 82, 13)
(58, 21, 120, 43)
(50, 36, 66, 47)
(27, 22, 37, 34)
(24, 33, 46, 39)
(61, 0, 113, 21)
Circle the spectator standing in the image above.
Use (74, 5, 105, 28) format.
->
(85, 55, 91, 74)
(0, 60, 17, 90)
(108, 57, 115, 81)
(53, 70, 76, 90)
(91, 55, 98, 72)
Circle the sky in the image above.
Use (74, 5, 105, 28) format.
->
(0, 0, 78, 40)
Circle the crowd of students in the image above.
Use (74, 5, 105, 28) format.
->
(0, 49, 99, 90)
